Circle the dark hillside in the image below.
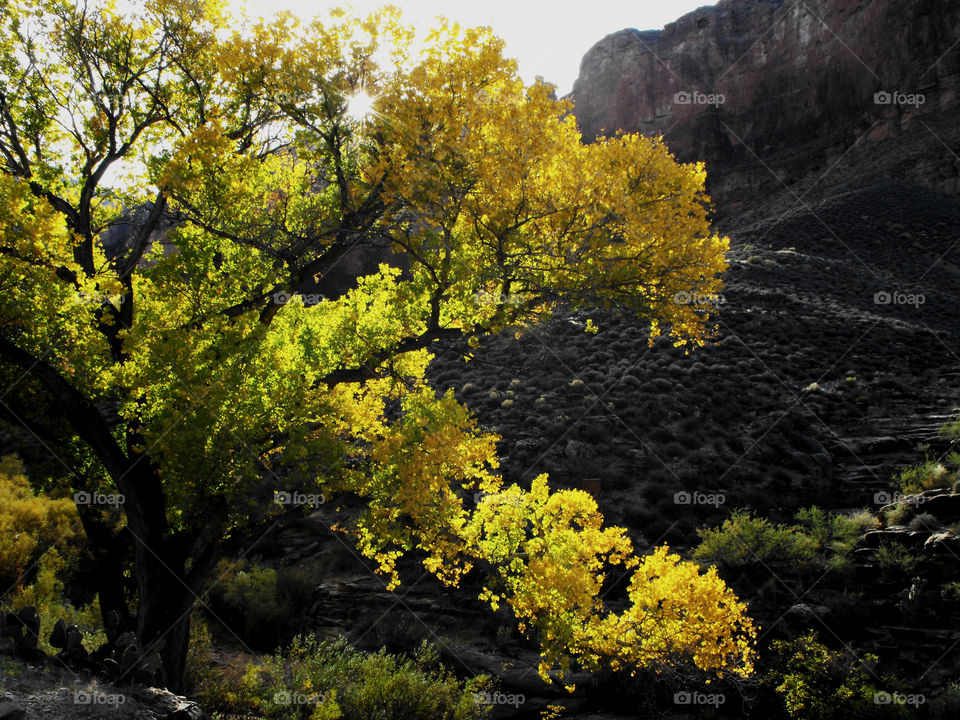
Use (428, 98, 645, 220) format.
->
(427, 179, 960, 548)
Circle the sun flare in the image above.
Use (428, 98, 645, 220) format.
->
(346, 90, 378, 122)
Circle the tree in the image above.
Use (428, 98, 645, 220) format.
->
(0, 0, 747, 691)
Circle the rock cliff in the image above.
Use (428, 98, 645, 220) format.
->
(572, 0, 960, 213)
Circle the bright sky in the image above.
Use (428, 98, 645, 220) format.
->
(235, 1, 716, 96)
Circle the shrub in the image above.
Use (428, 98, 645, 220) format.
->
(939, 417, 960, 442)
(0, 455, 101, 653)
(210, 559, 322, 648)
(214, 561, 293, 647)
(184, 613, 216, 694)
(884, 501, 915, 527)
(195, 634, 491, 720)
(941, 581, 960, 601)
(896, 459, 952, 495)
(771, 631, 910, 720)
(907, 513, 940, 532)
(794, 507, 877, 559)
(930, 681, 960, 718)
(5, 549, 105, 654)
(693, 510, 817, 572)
(0, 455, 83, 589)
(874, 542, 917, 578)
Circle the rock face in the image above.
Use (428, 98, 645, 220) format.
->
(572, 0, 960, 211)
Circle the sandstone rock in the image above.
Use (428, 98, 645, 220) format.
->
(923, 531, 960, 557)
(133, 687, 211, 720)
(859, 527, 929, 550)
(782, 602, 832, 633)
(114, 630, 137, 652)
(917, 492, 960, 522)
(572, 0, 960, 209)
(564, 439, 598, 459)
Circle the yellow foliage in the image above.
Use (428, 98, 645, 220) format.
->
(462, 475, 754, 683)
(0, 456, 82, 588)
(0, 0, 744, 688)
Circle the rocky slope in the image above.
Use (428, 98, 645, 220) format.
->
(572, 0, 960, 212)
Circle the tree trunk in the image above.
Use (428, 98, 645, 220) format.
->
(136, 551, 194, 692)
(76, 509, 134, 641)
(131, 526, 217, 692)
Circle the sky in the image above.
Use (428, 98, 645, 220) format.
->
(234, 0, 716, 96)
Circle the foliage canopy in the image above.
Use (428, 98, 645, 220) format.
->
(0, 0, 745, 687)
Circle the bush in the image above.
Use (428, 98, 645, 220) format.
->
(5, 549, 105, 654)
(209, 558, 323, 649)
(771, 631, 911, 720)
(873, 542, 917, 579)
(195, 634, 491, 720)
(930, 681, 960, 718)
(693, 510, 817, 572)
(0, 455, 83, 589)
(0, 455, 102, 653)
(907, 513, 940, 532)
(896, 459, 952, 495)
(794, 507, 877, 571)
(211, 559, 319, 648)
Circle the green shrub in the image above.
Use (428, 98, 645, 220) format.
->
(693, 510, 817, 571)
(1, 658, 25, 677)
(884, 501, 914, 527)
(196, 634, 491, 720)
(941, 581, 960, 601)
(771, 632, 911, 720)
(211, 559, 324, 649)
(940, 417, 960, 442)
(874, 542, 918, 578)
(896, 459, 952, 495)
(214, 560, 292, 646)
(184, 612, 216, 694)
(794, 507, 877, 571)
(5, 549, 105, 654)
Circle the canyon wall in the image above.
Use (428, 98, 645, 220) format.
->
(572, 0, 960, 212)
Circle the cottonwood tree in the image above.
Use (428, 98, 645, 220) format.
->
(0, 0, 750, 690)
